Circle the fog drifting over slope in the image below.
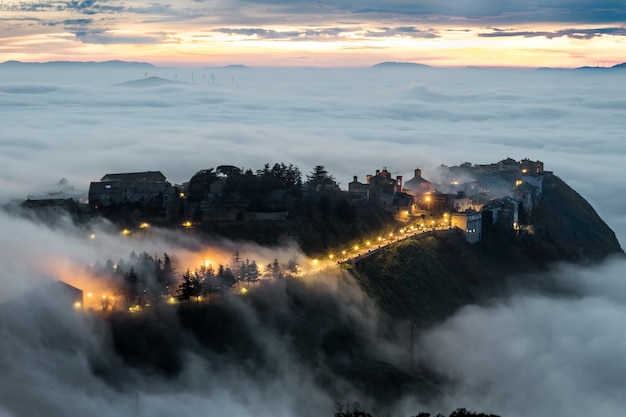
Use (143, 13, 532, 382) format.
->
(1, 65, 626, 416)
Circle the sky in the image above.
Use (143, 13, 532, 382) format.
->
(1, 0, 626, 67)
(1, 9, 626, 413)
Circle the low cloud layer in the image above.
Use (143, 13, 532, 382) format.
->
(0, 65, 625, 416)
(0, 208, 358, 417)
(414, 258, 626, 417)
(1, 65, 625, 243)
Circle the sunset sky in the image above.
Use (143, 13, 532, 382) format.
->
(1, 0, 625, 67)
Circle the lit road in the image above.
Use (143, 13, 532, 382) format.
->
(305, 226, 455, 275)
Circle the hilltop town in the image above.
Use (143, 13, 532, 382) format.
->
(19, 157, 546, 249)
(9, 157, 557, 315)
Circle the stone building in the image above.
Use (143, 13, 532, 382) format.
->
(451, 211, 482, 244)
(89, 171, 173, 210)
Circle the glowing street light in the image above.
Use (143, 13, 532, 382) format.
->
(139, 222, 150, 229)
(121, 229, 131, 236)
(329, 254, 334, 260)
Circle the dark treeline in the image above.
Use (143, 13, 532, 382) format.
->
(185, 163, 393, 254)
(335, 404, 501, 417)
(89, 250, 300, 309)
(89, 252, 177, 310)
(177, 250, 299, 302)
(188, 163, 305, 209)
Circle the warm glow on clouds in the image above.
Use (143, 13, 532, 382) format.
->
(1, 1, 625, 67)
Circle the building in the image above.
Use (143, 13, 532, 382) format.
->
(402, 168, 433, 196)
(88, 171, 173, 211)
(348, 176, 368, 197)
(520, 158, 544, 175)
(451, 211, 482, 244)
(483, 198, 520, 231)
(21, 198, 80, 216)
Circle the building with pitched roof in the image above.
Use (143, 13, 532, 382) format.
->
(88, 171, 173, 211)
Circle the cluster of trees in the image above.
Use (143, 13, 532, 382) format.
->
(187, 163, 339, 211)
(188, 163, 303, 204)
(177, 251, 300, 302)
(90, 250, 303, 307)
(90, 252, 177, 310)
(334, 404, 501, 417)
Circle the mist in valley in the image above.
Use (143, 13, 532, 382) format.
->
(1, 64, 626, 416)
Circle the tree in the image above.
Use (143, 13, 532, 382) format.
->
(156, 253, 176, 295)
(229, 250, 243, 283)
(334, 403, 372, 417)
(177, 269, 200, 302)
(306, 165, 337, 191)
(123, 267, 140, 306)
(216, 265, 236, 292)
(188, 168, 219, 202)
(242, 259, 260, 285)
(265, 258, 283, 280)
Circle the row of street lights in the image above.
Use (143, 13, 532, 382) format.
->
(324, 214, 452, 263)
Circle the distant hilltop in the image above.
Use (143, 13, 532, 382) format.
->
(202, 64, 252, 70)
(370, 61, 433, 69)
(538, 62, 626, 71)
(116, 76, 181, 88)
(0, 60, 155, 69)
(0, 60, 252, 71)
(2, 59, 626, 71)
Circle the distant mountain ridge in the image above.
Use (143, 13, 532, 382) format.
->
(538, 62, 626, 71)
(116, 76, 181, 88)
(371, 61, 433, 69)
(2, 59, 625, 71)
(0, 60, 155, 68)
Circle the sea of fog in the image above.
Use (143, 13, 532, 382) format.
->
(0, 65, 625, 417)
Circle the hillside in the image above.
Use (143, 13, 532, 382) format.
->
(100, 174, 623, 409)
(348, 174, 624, 325)
(4, 173, 622, 415)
